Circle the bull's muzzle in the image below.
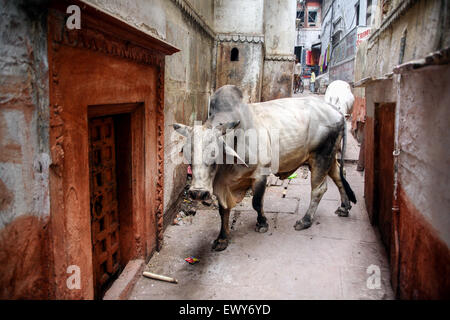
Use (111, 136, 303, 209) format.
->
(188, 189, 211, 201)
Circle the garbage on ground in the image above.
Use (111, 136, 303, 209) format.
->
(173, 207, 197, 225)
(142, 271, 178, 284)
(185, 256, 200, 264)
(287, 172, 298, 180)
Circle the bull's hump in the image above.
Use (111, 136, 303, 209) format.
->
(250, 97, 340, 123)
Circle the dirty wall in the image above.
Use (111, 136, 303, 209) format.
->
(214, 0, 264, 102)
(0, 0, 51, 299)
(261, 0, 297, 101)
(0, 0, 215, 298)
(84, 0, 215, 217)
(356, 0, 450, 298)
(396, 66, 450, 298)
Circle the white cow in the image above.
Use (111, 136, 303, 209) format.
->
(325, 80, 355, 116)
(173, 85, 356, 251)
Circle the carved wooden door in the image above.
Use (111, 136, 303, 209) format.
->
(89, 116, 121, 297)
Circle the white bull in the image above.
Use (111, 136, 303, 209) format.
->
(324, 80, 355, 116)
(173, 85, 356, 251)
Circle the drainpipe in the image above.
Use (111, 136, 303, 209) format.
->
(210, 37, 218, 117)
(329, 0, 335, 77)
(391, 27, 407, 297)
(330, 0, 334, 44)
(391, 73, 401, 297)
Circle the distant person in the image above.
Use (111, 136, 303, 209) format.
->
(310, 70, 316, 93)
(293, 59, 302, 93)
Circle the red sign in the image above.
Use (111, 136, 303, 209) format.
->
(356, 27, 371, 47)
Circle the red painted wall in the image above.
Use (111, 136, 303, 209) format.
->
(398, 188, 450, 299)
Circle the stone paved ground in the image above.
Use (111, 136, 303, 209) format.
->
(130, 117, 394, 299)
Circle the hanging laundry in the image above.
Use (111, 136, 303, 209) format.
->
(306, 50, 312, 66)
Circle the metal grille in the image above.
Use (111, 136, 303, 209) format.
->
(89, 117, 121, 297)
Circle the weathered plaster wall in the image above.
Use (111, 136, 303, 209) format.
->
(359, 0, 450, 298)
(261, 0, 297, 101)
(163, 1, 214, 213)
(216, 40, 263, 103)
(189, 0, 215, 27)
(398, 66, 450, 247)
(214, 0, 264, 35)
(0, 0, 51, 299)
(83, 0, 215, 215)
(83, 0, 167, 40)
(264, 0, 297, 56)
(261, 59, 294, 101)
(213, 0, 264, 102)
(362, 0, 446, 80)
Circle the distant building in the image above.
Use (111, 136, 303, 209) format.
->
(319, 0, 376, 87)
(295, 0, 323, 86)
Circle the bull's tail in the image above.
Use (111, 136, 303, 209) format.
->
(340, 120, 357, 204)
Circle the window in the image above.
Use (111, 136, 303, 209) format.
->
(230, 48, 239, 61)
(296, 10, 305, 29)
(333, 17, 342, 35)
(355, 2, 360, 26)
(366, 0, 373, 26)
(307, 8, 318, 27)
(332, 31, 342, 47)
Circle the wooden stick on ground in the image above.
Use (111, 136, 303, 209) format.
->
(142, 271, 178, 284)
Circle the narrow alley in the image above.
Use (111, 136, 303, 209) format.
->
(1, 0, 448, 303)
(130, 94, 394, 300)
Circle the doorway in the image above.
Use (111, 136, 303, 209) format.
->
(373, 103, 396, 248)
(89, 116, 122, 298)
(88, 104, 143, 299)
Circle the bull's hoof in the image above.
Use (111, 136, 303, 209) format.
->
(335, 207, 349, 217)
(212, 238, 229, 251)
(255, 222, 269, 233)
(294, 219, 312, 231)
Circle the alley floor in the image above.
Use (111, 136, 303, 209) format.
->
(129, 93, 394, 300)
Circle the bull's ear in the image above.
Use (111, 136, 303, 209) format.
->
(172, 123, 192, 137)
(215, 120, 240, 135)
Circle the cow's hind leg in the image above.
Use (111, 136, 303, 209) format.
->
(329, 158, 352, 217)
(294, 156, 329, 230)
(212, 204, 230, 251)
(252, 176, 269, 233)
